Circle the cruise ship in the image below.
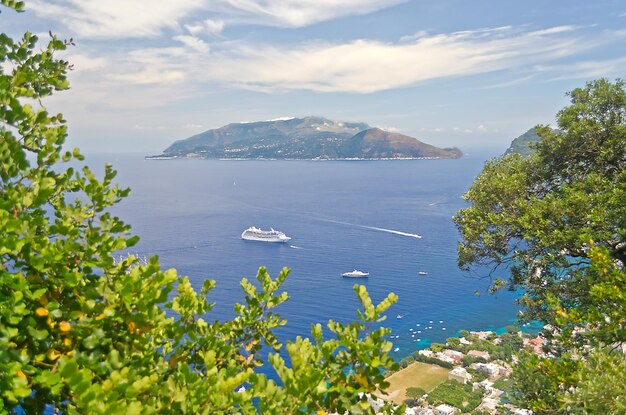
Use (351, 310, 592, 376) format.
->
(341, 270, 369, 278)
(241, 227, 291, 243)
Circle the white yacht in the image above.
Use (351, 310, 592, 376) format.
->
(241, 227, 291, 243)
(341, 270, 369, 278)
(418, 271, 428, 276)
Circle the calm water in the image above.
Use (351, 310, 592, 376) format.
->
(93, 151, 520, 360)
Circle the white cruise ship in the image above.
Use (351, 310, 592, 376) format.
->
(341, 270, 369, 278)
(241, 227, 291, 243)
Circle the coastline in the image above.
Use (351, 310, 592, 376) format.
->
(389, 321, 543, 365)
(144, 155, 449, 161)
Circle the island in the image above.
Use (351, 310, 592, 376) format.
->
(147, 116, 463, 160)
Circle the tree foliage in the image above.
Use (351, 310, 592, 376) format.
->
(454, 78, 626, 324)
(0, 3, 401, 413)
(456, 79, 626, 413)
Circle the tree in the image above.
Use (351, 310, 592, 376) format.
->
(0, 2, 401, 413)
(456, 79, 626, 413)
(454, 78, 626, 325)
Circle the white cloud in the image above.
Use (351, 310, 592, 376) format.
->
(375, 125, 401, 132)
(29, 0, 206, 38)
(56, 24, 623, 115)
(185, 19, 225, 36)
(207, 0, 408, 28)
(534, 56, 626, 80)
(173, 35, 210, 53)
(200, 26, 602, 93)
(28, 0, 406, 38)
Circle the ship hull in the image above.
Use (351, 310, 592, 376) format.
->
(242, 235, 291, 243)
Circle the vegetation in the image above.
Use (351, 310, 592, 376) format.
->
(412, 354, 454, 369)
(0, 2, 401, 413)
(427, 380, 482, 411)
(503, 127, 557, 157)
(456, 78, 626, 413)
(159, 118, 462, 160)
(405, 387, 426, 398)
(383, 362, 449, 405)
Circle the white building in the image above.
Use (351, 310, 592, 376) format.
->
(443, 349, 464, 361)
(434, 404, 458, 415)
(448, 367, 472, 384)
(467, 350, 490, 360)
(434, 352, 456, 364)
(418, 349, 434, 358)
(470, 331, 495, 340)
(470, 362, 503, 378)
(479, 397, 499, 413)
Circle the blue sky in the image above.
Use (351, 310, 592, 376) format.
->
(4, 0, 626, 153)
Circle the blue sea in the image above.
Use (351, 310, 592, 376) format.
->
(93, 151, 523, 361)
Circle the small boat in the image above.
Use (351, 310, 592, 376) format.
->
(393, 347, 400, 352)
(396, 314, 404, 319)
(418, 271, 428, 276)
(341, 270, 369, 278)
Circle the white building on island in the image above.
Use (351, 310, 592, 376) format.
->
(448, 366, 472, 384)
(434, 404, 458, 415)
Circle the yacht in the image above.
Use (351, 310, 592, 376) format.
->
(241, 227, 291, 243)
(341, 270, 369, 278)
(418, 271, 428, 276)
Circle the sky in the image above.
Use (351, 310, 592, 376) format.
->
(3, 0, 626, 154)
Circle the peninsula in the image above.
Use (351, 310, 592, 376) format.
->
(148, 116, 462, 160)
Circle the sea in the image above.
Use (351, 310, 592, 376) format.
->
(90, 150, 527, 363)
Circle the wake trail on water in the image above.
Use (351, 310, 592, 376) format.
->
(313, 218, 422, 239)
(216, 195, 422, 240)
(360, 226, 422, 239)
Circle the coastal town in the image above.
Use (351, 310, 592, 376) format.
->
(373, 327, 552, 414)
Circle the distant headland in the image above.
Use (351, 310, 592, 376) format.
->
(146, 116, 463, 160)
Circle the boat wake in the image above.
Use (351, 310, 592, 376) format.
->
(361, 226, 422, 239)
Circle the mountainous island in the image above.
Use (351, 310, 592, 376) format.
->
(504, 126, 560, 156)
(148, 116, 463, 160)
(504, 127, 542, 156)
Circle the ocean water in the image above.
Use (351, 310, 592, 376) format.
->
(94, 151, 521, 360)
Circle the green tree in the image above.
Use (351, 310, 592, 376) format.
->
(456, 79, 626, 413)
(454, 78, 626, 325)
(0, 2, 401, 413)
(430, 343, 445, 353)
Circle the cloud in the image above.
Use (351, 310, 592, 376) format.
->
(205, 0, 408, 28)
(29, 0, 206, 38)
(173, 35, 210, 53)
(200, 26, 604, 93)
(185, 19, 225, 36)
(28, 0, 406, 38)
(58, 24, 623, 114)
(534, 56, 626, 80)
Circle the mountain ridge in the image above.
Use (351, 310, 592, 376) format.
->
(150, 116, 462, 160)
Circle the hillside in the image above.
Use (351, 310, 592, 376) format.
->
(150, 116, 462, 160)
(342, 128, 462, 159)
(504, 127, 542, 156)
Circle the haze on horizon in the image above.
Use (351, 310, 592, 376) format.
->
(4, 0, 626, 154)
